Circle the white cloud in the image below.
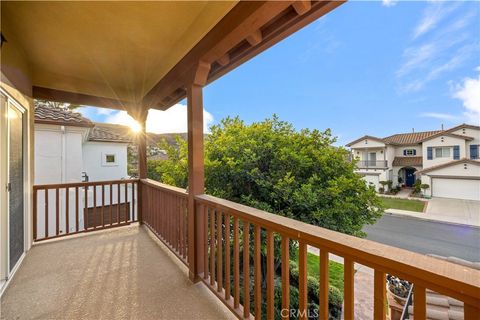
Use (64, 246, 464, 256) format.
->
(77, 106, 117, 118)
(382, 0, 397, 7)
(452, 73, 480, 124)
(105, 103, 214, 134)
(413, 2, 460, 39)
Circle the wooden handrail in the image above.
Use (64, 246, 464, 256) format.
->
(34, 178, 139, 190)
(195, 194, 480, 306)
(140, 178, 188, 198)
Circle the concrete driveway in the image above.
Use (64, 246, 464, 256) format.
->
(426, 197, 480, 226)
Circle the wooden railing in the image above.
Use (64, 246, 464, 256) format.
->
(140, 179, 189, 265)
(194, 194, 480, 320)
(33, 179, 138, 241)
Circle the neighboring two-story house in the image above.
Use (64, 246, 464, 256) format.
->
(34, 105, 131, 184)
(346, 124, 480, 201)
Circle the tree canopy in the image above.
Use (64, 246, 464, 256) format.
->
(149, 115, 383, 237)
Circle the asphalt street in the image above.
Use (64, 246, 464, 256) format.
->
(363, 214, 480, 262)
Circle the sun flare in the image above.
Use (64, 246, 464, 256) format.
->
(129, 121, 142, 133)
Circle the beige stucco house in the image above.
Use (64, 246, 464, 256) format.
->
(346, 124, 480, 201)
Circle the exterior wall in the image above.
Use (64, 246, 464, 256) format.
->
(450, 128, 480, 160)
(349, 138, 385, 149)
(356, 169, 389, 191)
(351, 147, 386, 161)
(422, 135, 467, 169)
(385, 145, 396, 168)
(34, 125, 87, 184)
(394, 145, 422, 157)
(82, 142, 128, 182)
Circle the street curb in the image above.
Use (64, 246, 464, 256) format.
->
(384, 211, 480, 229)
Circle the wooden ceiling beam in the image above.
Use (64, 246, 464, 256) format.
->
(32, 86, 132, 111)
(143, 1, 346, 111)
(246, 30, 263, 46)
(292, 1, 312, 15)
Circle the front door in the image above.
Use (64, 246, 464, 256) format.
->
(405, 168, 416, 187)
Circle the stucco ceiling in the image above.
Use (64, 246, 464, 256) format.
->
(1, 1, 237, 104)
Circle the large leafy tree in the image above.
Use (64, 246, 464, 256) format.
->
(150, 115, 383, 237)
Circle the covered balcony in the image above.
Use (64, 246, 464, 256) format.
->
(1, 2, 479, 320)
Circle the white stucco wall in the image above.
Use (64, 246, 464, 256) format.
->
(422, 135, 467, 169)
(34, 125, 86, 185)
(82, 141, 128, 182)
(349, 138, 385, 149)
(450, 127, 480, 159)
(386, 146, 396, 168)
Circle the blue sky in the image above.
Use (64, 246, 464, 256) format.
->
(80, 1, 480, 146)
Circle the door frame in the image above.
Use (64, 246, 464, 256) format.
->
(0, 88, 28, 292)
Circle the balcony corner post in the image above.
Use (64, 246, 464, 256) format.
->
(186, 62, 209, 282)
(133, 109, 148, 224)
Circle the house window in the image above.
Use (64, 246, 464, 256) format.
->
(405, 149, 416, 156)
(435, 147, 450, 158)
(105, 154, 116, 163)
(102, 152, 118, 166)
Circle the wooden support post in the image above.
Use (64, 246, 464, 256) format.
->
(186, 62, 208, 281)
(136, 113, 147, 223)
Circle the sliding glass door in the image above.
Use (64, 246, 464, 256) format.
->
(7, 100, 25, 272)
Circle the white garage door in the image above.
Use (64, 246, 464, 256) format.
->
(432, 178, 480, 201)
(362, 175, 379, 190)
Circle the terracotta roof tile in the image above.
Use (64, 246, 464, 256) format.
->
(392, 156, 423, 167)
(383, 130, 442, 145)
(88, 125, 131, 143)
(34, 105, 93, 127)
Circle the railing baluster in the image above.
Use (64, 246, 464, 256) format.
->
(124, 182, 128, 224)
(132, 182, 135, 221)
(374, 270, 386, 320)
(55, 188, 59, 235)
(109, 183, 113, 226)
(84, 186, 89, 230)
(65, 187, 69, 234)
(343, 258, 354, 320)
(298, 241, 308, 320)
(117, 183, 120, 224)
(319, 250, 329, 320)
(243, 221, 250, 318)
(267, 230, 274, 320)
(254, 225, 262, 319)
(203, 205, 208, 280)
(233, 217, 240, 309)
(281, 237, 290, 320)
(93, 185, 97, 229)
(101, 184, 105, 227)
(75, 187, 79, 232)
(225, 213, 231, 301)
(45, 188, 49, 237)
(216, 210, 223, 292)
(210, 208, 215, 286)
(33, 188, 37, 240)
(414, 285, 426, 320)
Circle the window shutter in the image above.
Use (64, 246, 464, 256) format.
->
(471, 144, 479, 160)
(453, 145, 460, 160)
(427, 147, 433, 160)
(403, 150, 407, 156)
(413, 149, 416, 156)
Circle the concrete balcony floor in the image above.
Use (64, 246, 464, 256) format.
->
(1, 225, 234, 320)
